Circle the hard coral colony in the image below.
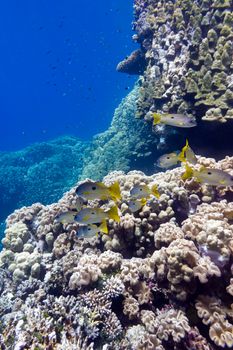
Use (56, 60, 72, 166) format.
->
(0, 2, 233, 350)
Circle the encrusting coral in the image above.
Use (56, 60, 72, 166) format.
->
(0, 155, 232, 349)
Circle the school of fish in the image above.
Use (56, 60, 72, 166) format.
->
(55, 180, 161, 238)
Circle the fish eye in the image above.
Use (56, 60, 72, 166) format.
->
(92, 186, 97, 190)
(207, 171, 212, 175)
(88, 227, 91, 231)
(140, 188, 143, 191)
(91, 212, 95, 215)
(166, 156, 170, 159)
(171, 116, 174, 119)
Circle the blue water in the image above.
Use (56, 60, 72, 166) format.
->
(0, 0, 136, 151)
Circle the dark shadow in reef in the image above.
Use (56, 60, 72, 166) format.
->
(129, 118, 233, 176)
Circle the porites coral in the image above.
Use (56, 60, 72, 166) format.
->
(0, 156, 232, 349)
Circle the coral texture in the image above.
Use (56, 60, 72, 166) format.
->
(116, 49, 147, 75)
(0, 136, 90, 241)
(0, 155, 232, 349)
(80, 85, 160, 180)
(0, 85, 161, 244)
(131, 0, 233, 124)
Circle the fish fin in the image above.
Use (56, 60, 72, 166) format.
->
(178, 151, 185, 162)
(182, 164, 194, 180)
(151, 184, 160, 198)
(219, 179, 226, 185)
(152, 113, 161, 125)
(140, 198, 147, 206)
(107, 205, 120, 222)
(108, 182, 122, 201)
(178, 139, 189, 162)
(99, 220, 108, 234)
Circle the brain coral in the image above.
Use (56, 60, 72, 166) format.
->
(0, 155, 232, 349)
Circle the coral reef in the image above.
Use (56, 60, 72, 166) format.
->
(0, 155, 232, 349)
(131, 0, 233, 124)
(0, 86, 161, 243)
(116, 49, 147, 75)
(80, 85, 160, 180)
(0, 136, 90, 229)
(0, 2, 233, 349)
(115, 0, 233, 157)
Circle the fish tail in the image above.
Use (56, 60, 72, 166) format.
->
(152, 113, 161, 125)
(178, 139, 189, 162)
(151, 184, 160, 198)
(182, 164, 194, 180)
(99, 220, 108, 234)
(107, 205, 120, 222)
(178, 151, 185, 163)
(108, 181, 122, 201)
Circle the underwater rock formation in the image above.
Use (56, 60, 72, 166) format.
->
(0, 155, 232, 349)
(81, 85, 160, 181)
(115, 0, 233, 157)
(132, 0, 233, 124)
(116, 49, 147, 75)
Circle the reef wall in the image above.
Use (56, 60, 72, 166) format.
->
(118, 0, 233, 156)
